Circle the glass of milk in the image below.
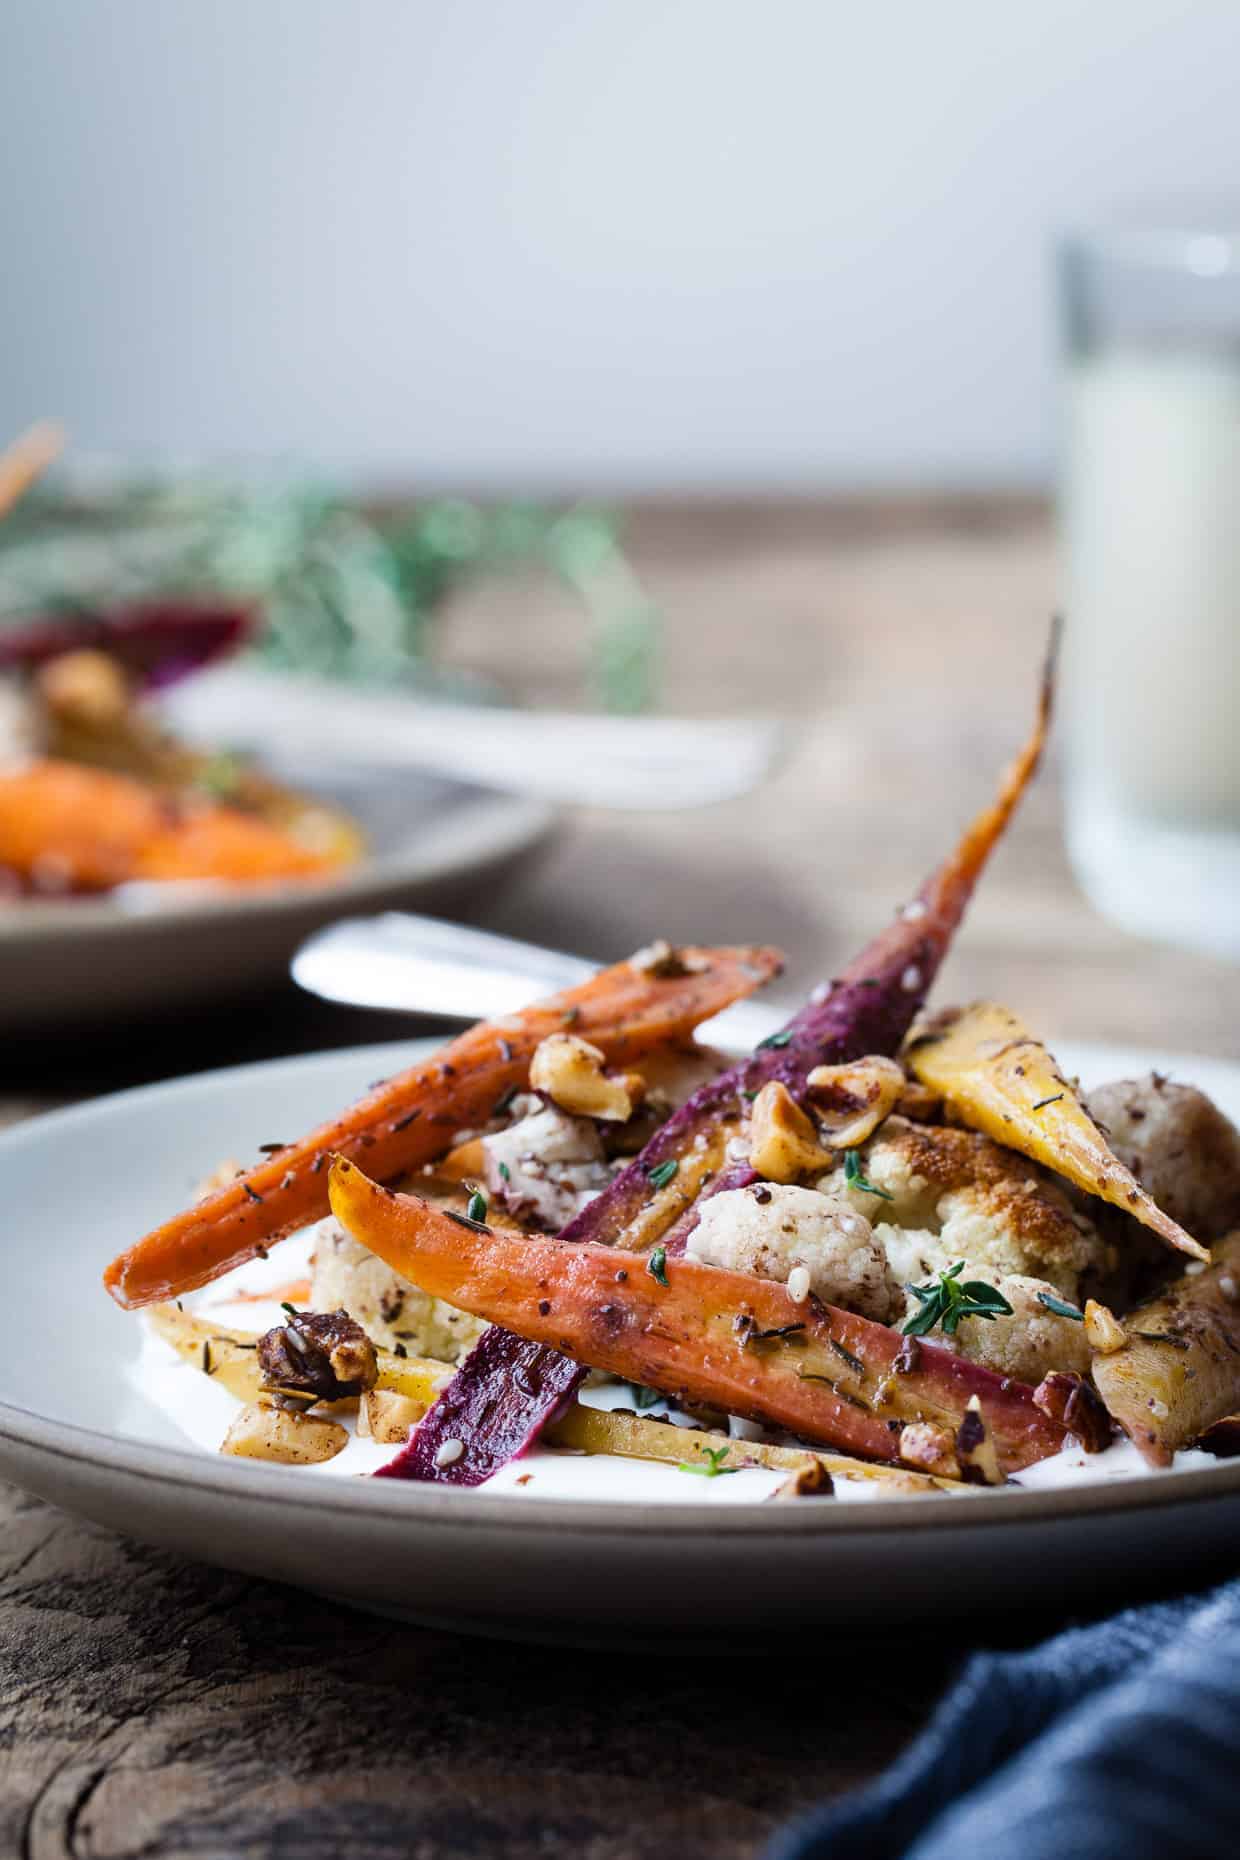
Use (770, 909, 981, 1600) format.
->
(1060, 218, 1240, 957)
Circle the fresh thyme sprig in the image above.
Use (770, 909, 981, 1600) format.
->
(902, 1262, 1013, 1337)
(1037, 1291, 1084, 1321)
(678, 1445, 736, 1478)
(843, 1149, 894, 1200)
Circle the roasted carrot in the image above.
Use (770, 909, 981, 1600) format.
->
(329, 1159, 1067, 1476)
(404, 634, 1057, 1484)
(134, 805, 340, 883)
(0, 759, 167, 890)
(905, 1002, 1207, 1262)
(103, 944, 782, 1308)
(0, 758, 341, 891)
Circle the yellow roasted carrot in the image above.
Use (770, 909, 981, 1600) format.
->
(145, 1303, 454, 1409)
(905, 1002, 1206, 1262)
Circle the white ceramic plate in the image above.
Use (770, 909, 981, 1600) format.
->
(0, 765, 553, 1031)
(2, 1036, 1239, 1645)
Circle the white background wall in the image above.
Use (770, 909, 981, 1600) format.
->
(2, 1, 1238, 491)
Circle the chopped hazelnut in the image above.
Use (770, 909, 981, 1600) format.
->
(748, 1081, 832, 1183)
(530, 1032, 638, 1122)
(806, 1056, 905, 1148)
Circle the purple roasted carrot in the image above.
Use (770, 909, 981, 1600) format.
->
(393, 634, 1056, 1485)
(373, 1328, 584, 1484)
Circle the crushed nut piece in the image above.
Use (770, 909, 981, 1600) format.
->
(1083, 1298, 1127, 1354)
(806, 1056, 904, 1149)
(628, 940, 707, 977)
(897, 1422, 960, 1481)
(258, 1309, 378, 1403)
(749, 1081, 832, 1182)
(530, 1032, 639, 1122)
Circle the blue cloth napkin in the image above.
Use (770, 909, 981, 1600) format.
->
(771, 1577, 1240, 1860)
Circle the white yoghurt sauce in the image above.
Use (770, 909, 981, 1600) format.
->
(126, 1220, 1218, 1505)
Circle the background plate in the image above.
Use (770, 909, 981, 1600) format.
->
(2, 1036, 1239, 1642)
(0, 769, 554, 1031)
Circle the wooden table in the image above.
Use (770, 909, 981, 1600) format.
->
(4, 499, 1238, 1858)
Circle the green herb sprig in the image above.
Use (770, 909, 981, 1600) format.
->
(843, 1149, 894, 1201)
(646, 1159, 678, 1191)
(678, 1446, 736, 1478)
(902, 1262, 1013, 1338)
(1036, 1291, 1084, 1321)
(647, 1246, 670, 1286)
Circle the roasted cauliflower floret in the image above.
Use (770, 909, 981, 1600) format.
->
(310, 1222, 486, 1362)
(482, 1099, 613, 1230)
(913, 1269, 1091, 1383)
(685, 1182, 901, 1323)
(810, 1117, 1108, 1382)
(1087, 1075, 1240, 1245)
(818, 1117, 1108, 1292)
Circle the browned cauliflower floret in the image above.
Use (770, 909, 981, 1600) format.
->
(685, 1182, 900, 1322)
(813, 1117, 1108, 1383)
(1086, 1075, 1240, 1245)
(819, 1118, 1107, 1288)
(310, 1221, 486, 1363)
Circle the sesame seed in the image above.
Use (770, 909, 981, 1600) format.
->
(809, 980, 834, 1005)
(434, 1439, 465, 1468)
(726, 1137, 751, 1163)
(1220, 1273, 1239, 1304)
(900, 964, 922, 993)
(901, 900, 928, 922)
(787, 1266, 811, 1303)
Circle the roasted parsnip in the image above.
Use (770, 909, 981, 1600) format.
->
(1092, 1232, 1240, 1465)
(905, 1001, 1206, 1261)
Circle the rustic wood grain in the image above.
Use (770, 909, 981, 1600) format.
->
(0, 1486, 951, 1859)
(3, 496, 1238, 1858)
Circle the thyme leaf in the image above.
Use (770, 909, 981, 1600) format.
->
(646, 1159, 679, 1190)
(902, 1262, 1013, 1337)
(648, 1246, 670, 1286)
(1036, 1291, 1084, 1321)
(844, 1149, 894, 1200)
(678, 1445, 736, 1478)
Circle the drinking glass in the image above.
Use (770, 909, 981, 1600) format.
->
(1060, 216, 1240, 957)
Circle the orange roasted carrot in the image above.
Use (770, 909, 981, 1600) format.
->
(104, 943, 782, 1308)
(134, 804, 337, 882)
(0, 759, 166, 890)
(0, 759, 340, 890)
(328, 1158, 1067, 1475)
